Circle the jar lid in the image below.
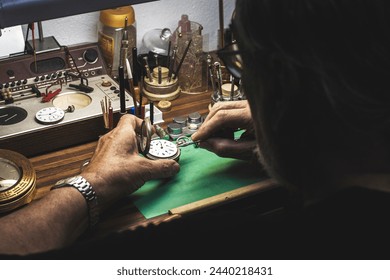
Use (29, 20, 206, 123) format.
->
(99, 6, 135, 28)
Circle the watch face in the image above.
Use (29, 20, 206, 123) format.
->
(140, 117, 180, 161)
(35, 107, 65, 124)
(147, 139, 180, 161)
(0, 157, 21, 191)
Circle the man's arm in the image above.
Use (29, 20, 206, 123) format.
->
(0, 114, 180, 256)
(0, 187, 87, 255)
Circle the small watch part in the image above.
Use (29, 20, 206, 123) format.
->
(157, 100, 172, 112)
(147, 139, 180, 161)
(154, 124, 170, 140)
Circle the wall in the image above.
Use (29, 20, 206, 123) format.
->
(31, 0, 235, 52)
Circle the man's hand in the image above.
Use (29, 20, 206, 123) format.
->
(81, 114, 180, 211)
(191, 100, 258, 160)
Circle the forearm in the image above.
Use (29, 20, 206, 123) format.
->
(0, 187, 88, 256)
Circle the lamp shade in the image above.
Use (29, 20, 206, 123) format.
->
(0, 0, 157, 28)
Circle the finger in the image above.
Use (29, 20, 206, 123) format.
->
(203, 100, 248, 124)
(116, 114, 145, 134)
(116, 113, 137, 128)
(95, 115, 138, 155)
(192, 107, 250, 141)
(142, 159, 180, 180)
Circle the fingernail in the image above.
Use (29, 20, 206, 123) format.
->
(191, 132, 198, 140)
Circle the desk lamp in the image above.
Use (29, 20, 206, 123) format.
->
(0, 0, 157, 29)
(0, 0, 157, 55)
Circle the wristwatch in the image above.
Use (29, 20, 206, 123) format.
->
(51, 175, 99, 229)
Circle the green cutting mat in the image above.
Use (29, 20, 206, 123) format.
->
(132, 144, 266, 219)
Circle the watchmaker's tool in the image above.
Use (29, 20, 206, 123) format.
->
(208, 57, 245, 108)
(132, 47, 139, 86)
(100, 96, 113, 130)
(171, 39, 192, 81)
(118, 65, 127, 114)
(118, 17, 135, 115)
(142, 61, 181, 102)
(176, 135, 200, 148)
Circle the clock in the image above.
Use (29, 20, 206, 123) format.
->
(147, 139, 180, 160)
(0, 149, 36, 213)
(35, 107, 65, 124)
(140, 117, 181, 161)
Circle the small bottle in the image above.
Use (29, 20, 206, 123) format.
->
(98, 6, 136, 77)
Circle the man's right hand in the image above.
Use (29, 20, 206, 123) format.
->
(191, 100, 258, 161)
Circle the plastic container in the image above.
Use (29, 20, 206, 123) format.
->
(98, 6, 136, 77)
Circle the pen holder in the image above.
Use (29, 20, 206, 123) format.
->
(143, 66, 181, 101)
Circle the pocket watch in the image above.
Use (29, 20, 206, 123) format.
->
(35, 106, 65, 124)
(140, 117, 181, 161)
(35, 105, 75, 125)
(0, 149, 36, 213)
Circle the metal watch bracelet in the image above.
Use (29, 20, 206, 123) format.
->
(51, 175, 99, 229)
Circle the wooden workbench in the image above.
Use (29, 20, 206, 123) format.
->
(28, 90, 282, 241)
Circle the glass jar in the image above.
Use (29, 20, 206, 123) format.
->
(98, 5, 136, 77)
(169, 14, 207, 94)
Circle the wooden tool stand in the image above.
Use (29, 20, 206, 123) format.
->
(143, 66, 181, 101)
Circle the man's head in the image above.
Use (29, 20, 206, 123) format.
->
(233, 0, 390, 199)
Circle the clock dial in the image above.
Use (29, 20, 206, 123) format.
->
(35, 107, 65, 124)
(140, 117, 180, 161)
(148, 139, 180, 159)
